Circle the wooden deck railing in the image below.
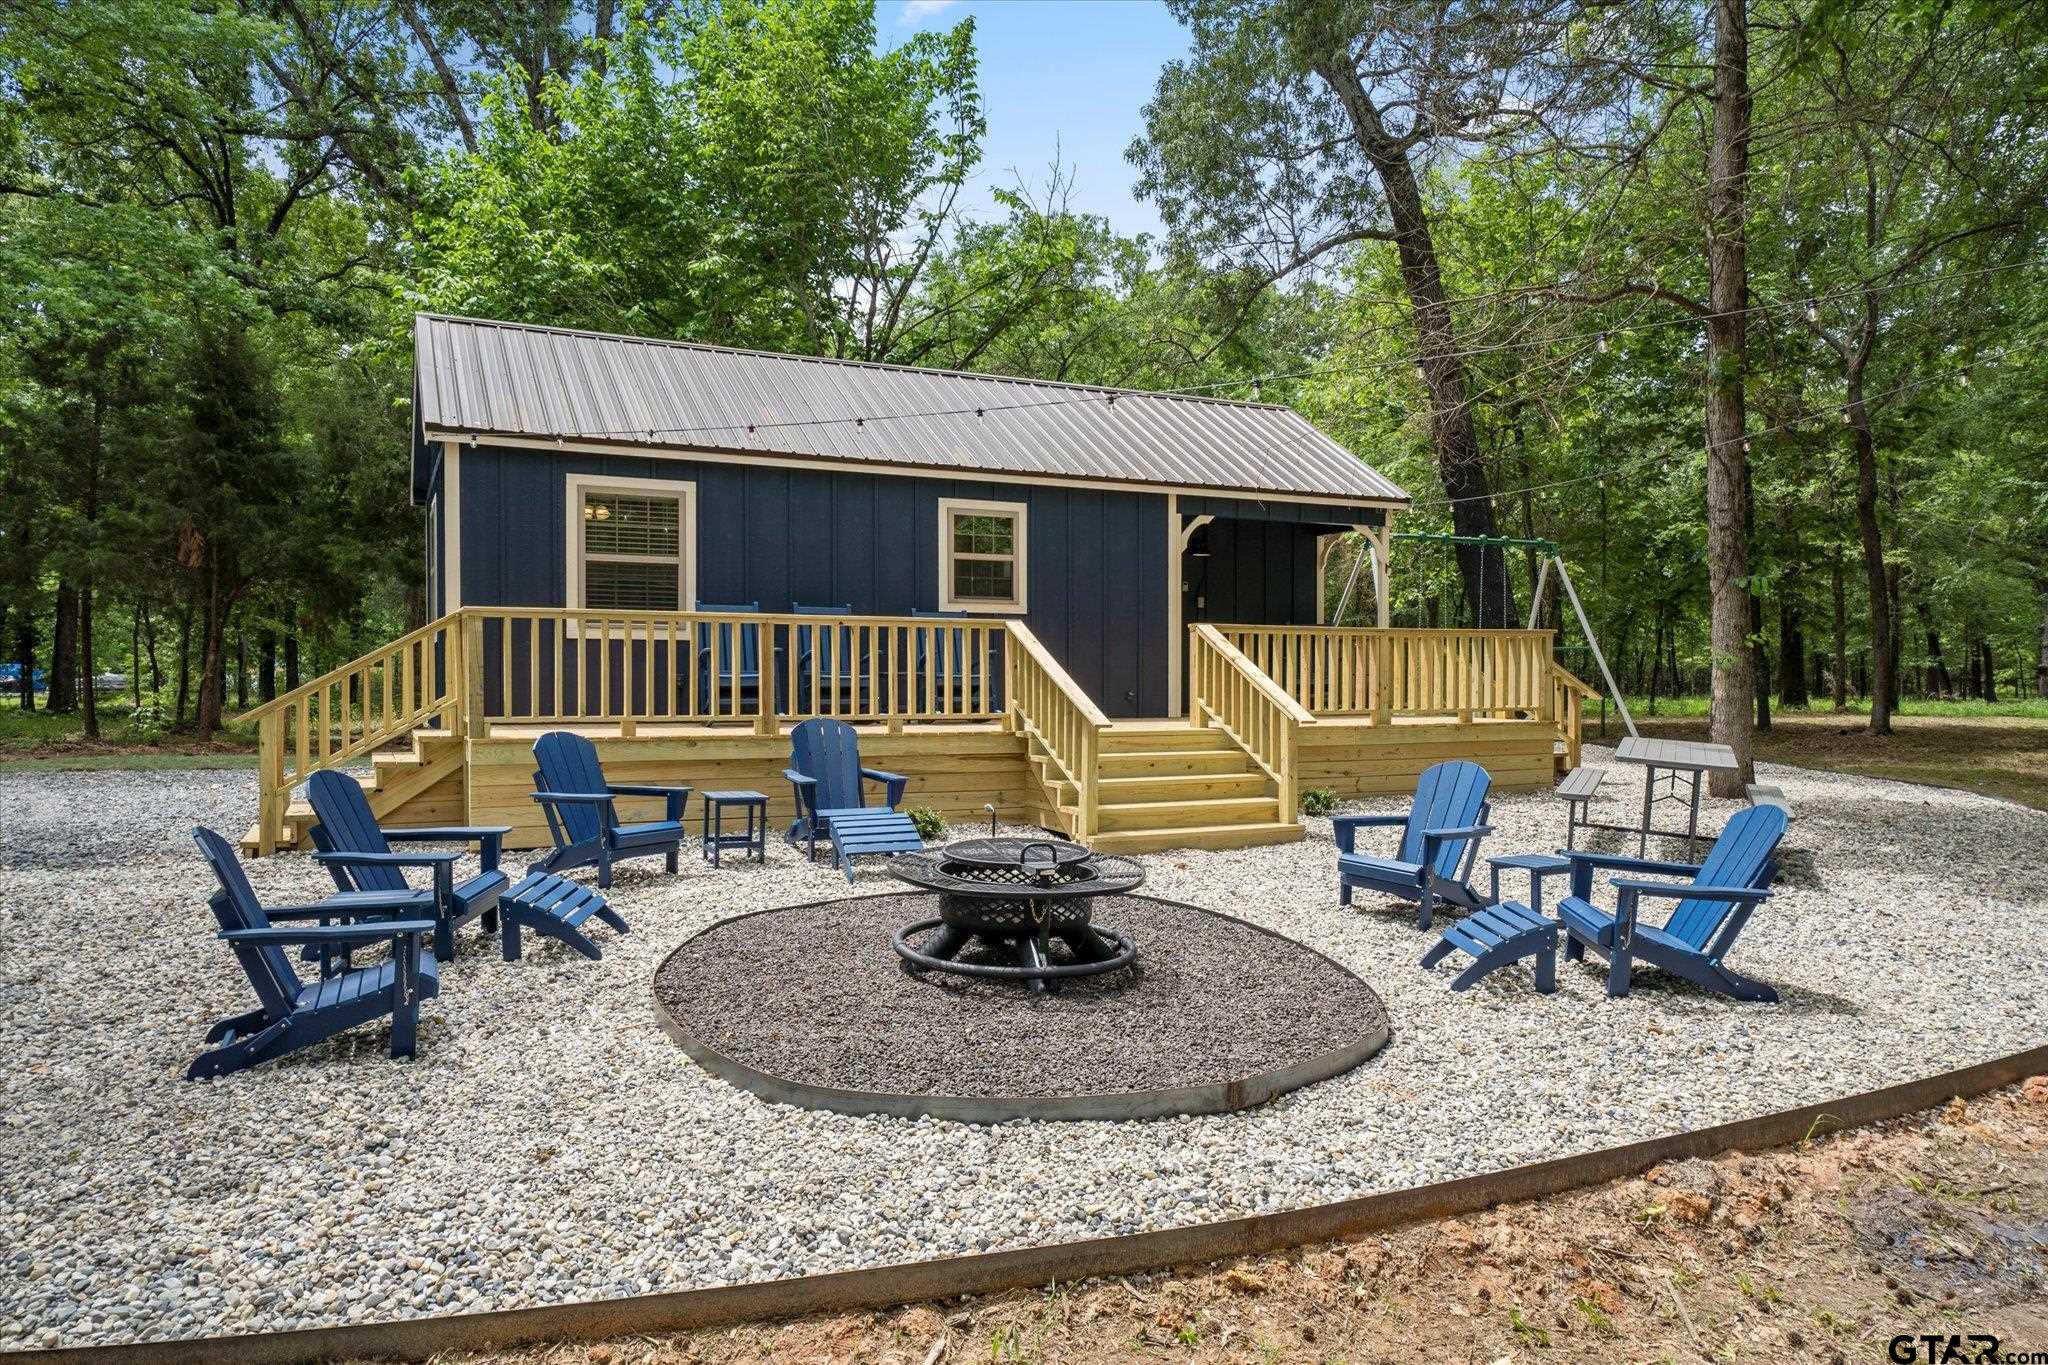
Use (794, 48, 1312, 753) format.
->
(460, 608, 1008, 735)
(1549, 661, 1599, 769)
(243, 614, 464, 854)
(1003, 620, 1109, 837)
(1188, 624, 1312, 821)
(246, 607, 1010, 853)
(1212, 626, 1557, 724)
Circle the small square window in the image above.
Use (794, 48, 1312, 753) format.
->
(939, 499, 1027, 613)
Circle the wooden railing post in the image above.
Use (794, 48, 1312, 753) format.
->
(257, 710, 286, 856)
(461, 610, 486, 740)
(1373, 633, 1393, 726)
(754, 621, 779, 737)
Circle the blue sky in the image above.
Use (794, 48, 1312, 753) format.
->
(881, 0, 1190, 241)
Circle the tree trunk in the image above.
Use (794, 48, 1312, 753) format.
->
(1913, 597, 1953, 697)
(1847, 388, 1892, 731)
(1702, 0, 1755, 793)
(194, 549, 232, 740)
(259, 629, 277, 702)
(1752, 592, 1771, 731)
(1648, 609, 1667, 715)
(11, 621, 32, 711)
(1779, 598, 1808, 707)
(1314, 58, 1509, 626)
(1885, 562, 1903, 710)
(129, 604, 141, 709)
(48, 583, 77, 714)
(1830, 549, 1849, 710)
(2037, 583, 2048, 699)
(235, 627, 248, 711)
(284, 612, 301, 692)
(173, 591, 194, 725)
(141, 599, 161, 695)
(77, 578, 97, 740)
(1979, 639, 1996, 703)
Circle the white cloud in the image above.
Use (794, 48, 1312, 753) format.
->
(897, 0, 962, 25)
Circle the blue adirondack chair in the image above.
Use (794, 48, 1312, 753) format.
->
(306, 770, 511, 962)
(187, 828, 440, 1078)
(784, 717, 919, 879)
(1558, 803, 1788, 1001)
(530, 730, 691, 888)
(911, 608, 989, 712)
(1333, 760, 1494, 930)
(694, 602, 761, 711)
(792, 602, 868, 710)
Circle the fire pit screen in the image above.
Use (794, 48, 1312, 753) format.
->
(888, 837, 1143, 991)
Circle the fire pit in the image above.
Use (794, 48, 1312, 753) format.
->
(888, 837, 1143, 990)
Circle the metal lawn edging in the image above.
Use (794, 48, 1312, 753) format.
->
(19, 1047, 2045, 1363)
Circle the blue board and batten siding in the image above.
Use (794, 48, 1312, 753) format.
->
(444, 445, 1173, 716)
(423, 444, 1384, 718)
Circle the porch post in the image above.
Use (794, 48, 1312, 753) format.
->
(1166, 494, 1181, 718)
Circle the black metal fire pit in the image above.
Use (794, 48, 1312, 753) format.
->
(888, 837, 1143, 991)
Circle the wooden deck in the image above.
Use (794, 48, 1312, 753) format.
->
(239, 609, 1591, 856)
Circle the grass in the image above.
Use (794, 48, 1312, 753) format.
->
(0, 694, 258, 767)
(1581, 697, 2048, 812)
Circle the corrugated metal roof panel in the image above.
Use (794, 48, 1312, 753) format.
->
(413, 314, 1408, 504)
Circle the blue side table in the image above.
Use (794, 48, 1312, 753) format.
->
(701, 790, 768, 866)
(1486, 853, 1572, 918)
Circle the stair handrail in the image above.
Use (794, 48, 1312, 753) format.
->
(1187, 623, 1312, 822)
(247, 611, 467, 855)
(1002, 620, 1108, 836)
(1549, 659, 1598, 771)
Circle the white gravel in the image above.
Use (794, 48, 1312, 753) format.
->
(2, 748, 2044, 1349)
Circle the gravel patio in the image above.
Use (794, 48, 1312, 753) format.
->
(2, 750, 2043, 1350)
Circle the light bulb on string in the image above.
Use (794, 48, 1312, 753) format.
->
(1596, 332, 1609, 354)
(1804, 299, 1820, 323)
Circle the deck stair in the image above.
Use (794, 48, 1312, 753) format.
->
(1023, 722, 1306, 853)
(238, 729, 463, 854)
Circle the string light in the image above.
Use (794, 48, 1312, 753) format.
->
(549, 258, 2041, 445)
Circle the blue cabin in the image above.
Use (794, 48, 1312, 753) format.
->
(240, 314, 1586, 859)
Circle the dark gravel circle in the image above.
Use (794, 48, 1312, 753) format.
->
(655, 892, 1389, 1105)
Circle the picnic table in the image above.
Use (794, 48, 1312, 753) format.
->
(1611, 735, 1740, 857)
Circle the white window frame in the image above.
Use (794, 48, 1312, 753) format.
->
(938, 497, 1029, 614)
(563, 473, 697, 618)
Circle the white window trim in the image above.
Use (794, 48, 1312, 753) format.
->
(563, 473, 698, 621)
(938, 497, 1028, 614)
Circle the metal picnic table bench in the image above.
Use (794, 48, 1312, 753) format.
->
(1601, 735, 1740, 858)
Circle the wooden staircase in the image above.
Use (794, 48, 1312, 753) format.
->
(1023, 722, 1306, 853)
(238, 729, 465, 854)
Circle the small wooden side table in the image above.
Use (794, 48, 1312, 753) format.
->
(701, 790, 768, 867)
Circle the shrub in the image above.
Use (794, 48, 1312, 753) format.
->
(126, 701, 173, 744)
(1299, 787, 1337, 817)
(906, 805, 946, 842)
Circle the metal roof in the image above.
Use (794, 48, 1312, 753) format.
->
(413, 314, 1408, 505)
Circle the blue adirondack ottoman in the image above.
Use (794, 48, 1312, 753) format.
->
(305, 770, 511, 962)
(784, 717, 920, 879)
(187, 827, 440, 1078)
(530, 731, 691, 888)
(1333, 760, 1494, 930)
(1558, 804, 1789, 1000)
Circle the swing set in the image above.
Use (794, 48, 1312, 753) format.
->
(1330, 530, 1637, 737)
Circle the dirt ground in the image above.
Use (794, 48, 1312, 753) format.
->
(1611, 711, 2048, 812)
(453, 1078, 2048, 1365)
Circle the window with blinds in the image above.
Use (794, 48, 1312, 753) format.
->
(581, 490, 683, 611)
(938, 499, 1027, 612)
